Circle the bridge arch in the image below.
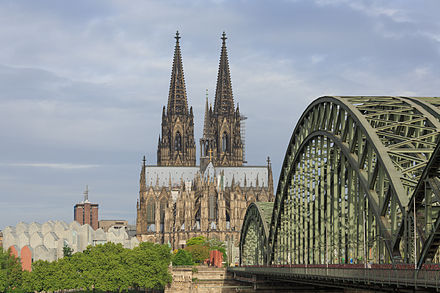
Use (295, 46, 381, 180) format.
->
(266, 96, 440, 266)
(240, 202, 273, 265)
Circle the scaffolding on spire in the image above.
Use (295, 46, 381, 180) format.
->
(240, 114, 247, 164)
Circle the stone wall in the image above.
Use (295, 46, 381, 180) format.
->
(166, 266, 250, 293)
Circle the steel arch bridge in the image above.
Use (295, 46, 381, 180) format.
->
(240, 96, 440, 269)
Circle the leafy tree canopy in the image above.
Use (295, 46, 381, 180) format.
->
(0, 248, 22, 292)
(186, 236, 207, 246)
(63, 244, 73, 258)
(0, 241, 172, 292)
(172, 249, 194, 266)
(185, 244, 209, 263)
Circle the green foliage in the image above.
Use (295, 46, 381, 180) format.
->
(172, 249, 194, 266)
(206, 238, 227, 260)
(0, 241, 173, 292)
(186, 236, 207, 246)
(63, 244, 73, 258)
(0, 248, 22, 292)
(185, 236, 227, 262)
(126, 242, 172, 290)
(81, 242, 129, 291)
(185, 244, 209, 263)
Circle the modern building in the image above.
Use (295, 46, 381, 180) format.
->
(2, 220, 139, 271)
(98, 220, 128, 232)
(74, 186, 99, 230)
(136, 32, 274, 263)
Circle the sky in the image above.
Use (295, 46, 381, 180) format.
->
(1, 0, 440, 229)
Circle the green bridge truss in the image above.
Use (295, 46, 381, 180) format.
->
(240, 96, 440, 268)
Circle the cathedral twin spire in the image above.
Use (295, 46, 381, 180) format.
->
(157, 31, 196, 167)
(214, 32, 235, 116)
(157, 31, 243, 167)
(167, 31, 189, 116)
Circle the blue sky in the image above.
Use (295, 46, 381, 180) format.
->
(1, 0, 440, 229)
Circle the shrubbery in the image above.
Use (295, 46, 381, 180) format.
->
(172, 249, 194, 266)
(171, 236, 227, 266)
(0, 247, 23, 292)
(0, 242, 172, 292)
(185, 244, 210, 263)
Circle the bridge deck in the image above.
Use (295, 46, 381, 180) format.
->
(229, 266, 440, 291)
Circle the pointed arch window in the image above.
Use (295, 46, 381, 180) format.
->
(205, 141, 210, 157)
(146, 198, 156, 232)
(208, 193, 217, 221)
(226, 211, 231, 230)
(222, 132, 229, 153)
(194, 208, 201, 231)
(175, 132, 182, 151)
(160, 197, 167, 233)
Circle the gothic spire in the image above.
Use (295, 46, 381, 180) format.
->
(140, 156, 147, 192)
(167, 31, 188, 115)
(214, 32, 234, 116)
(203, 89, 211, 137)
(267, 156, 274, 196)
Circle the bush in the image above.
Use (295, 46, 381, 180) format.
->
(185, 244, 209, 263)
(172, 249, 194, 266)
(1, 242, 173, 292)
(186, 236, 206, 247)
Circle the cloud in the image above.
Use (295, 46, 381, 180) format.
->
(2, 162, 100, 169)
(1, 0, 440, 228)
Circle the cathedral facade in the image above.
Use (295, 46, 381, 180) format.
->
(136, 32, 274, 260)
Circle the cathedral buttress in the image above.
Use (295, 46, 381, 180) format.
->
(157, 31, 196, 166)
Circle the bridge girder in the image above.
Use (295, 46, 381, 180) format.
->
(240, 96, 440, 266)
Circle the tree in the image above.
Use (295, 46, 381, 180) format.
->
(63, 244, 73, 258)
(185, 244, 209, 263)
(57, 255, 80, 290)
(172, 249, 194, 266)
(0, 241, 173, 292)
(186, 236, 207, 247)
(30, 260, 58, 292)
(186, 236, 228, 262)
(126, 242, 172, 290)
(81, 242, 129, 292)
(0, 248, 22, 291)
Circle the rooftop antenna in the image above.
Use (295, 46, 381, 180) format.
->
(83, 185, 89, 203)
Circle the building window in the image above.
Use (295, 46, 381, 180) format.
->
(175, 132, 182, 151)
(146, 198, 156, 232)
(222, 132, 228, 153)
(160, 198, 166, 233)
(209, 194, 217, 220)
(205, 141, 210, 157)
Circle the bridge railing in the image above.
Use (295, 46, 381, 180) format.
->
(230, 266, 440, 289)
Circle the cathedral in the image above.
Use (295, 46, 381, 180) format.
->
(136, 32, 274, 261)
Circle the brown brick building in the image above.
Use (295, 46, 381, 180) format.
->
(136, 32, 273, 262)
(74, 186, 99, 230)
